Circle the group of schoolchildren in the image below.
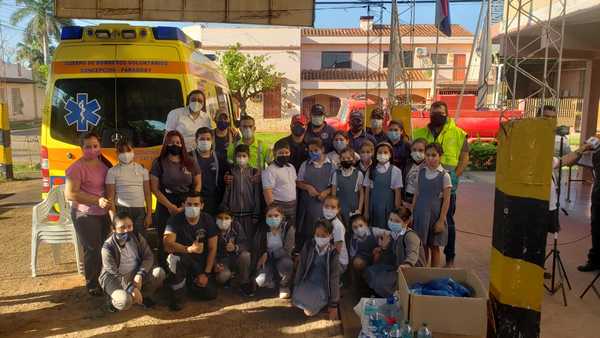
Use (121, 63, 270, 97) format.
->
(69, 103, 455, 320)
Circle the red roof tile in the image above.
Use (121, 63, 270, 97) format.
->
(302, 24, 472, 37)
(301, 69, 429, 81)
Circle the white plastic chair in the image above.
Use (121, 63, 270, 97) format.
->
(31, 184, 82, 277)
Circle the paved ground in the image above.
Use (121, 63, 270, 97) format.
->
(0, 171, 599, 337)
(10, 128, 40, 167)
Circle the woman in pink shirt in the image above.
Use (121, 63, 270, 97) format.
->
(65, 132, 112, 296)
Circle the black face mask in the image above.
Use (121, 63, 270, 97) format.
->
(430, 114, 447, 128)
(350, 121, 363, 132)
(166, 144, 182, 156)
(291, 124, 306, 137)
(340, 160, 353, 169)
(275, 155, 290, 167)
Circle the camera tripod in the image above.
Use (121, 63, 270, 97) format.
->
(544, 131, 572, 306)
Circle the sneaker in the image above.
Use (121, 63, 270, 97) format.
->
(240, 283, 255, 297)
(578, 262, 600, 272)
(168, 300, 183, 312)
(279, 287, 291, 299)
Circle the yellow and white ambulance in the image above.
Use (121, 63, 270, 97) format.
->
(40, 24, 236, 195)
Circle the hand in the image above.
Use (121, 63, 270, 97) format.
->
(397, 264, 411, 272)
(98, 197, 112, 209)
(579, 143, 593, 153)
(187, 241, 204, 254)
(378, 232, 391, 250)
(251, 172, 261, 184)
(167, 203, 181, 216)
(196, 273, 209, 287)
(434, 220, 445, 234)
(214, 263, 224, 273)
(224, 173, 234, 185)
(131, 287, 143, 305)
(372, 247, 382, 263)
(455, 168, 463, 177)
(226, 240, 236, 253)
(144, 214, 153, 228)
(133, 274, 143, 290)
(328, 307, 339, 321)
(307, 186, 319, 197)
(318, 190, 329, 201)
(257, 252, 268, 269)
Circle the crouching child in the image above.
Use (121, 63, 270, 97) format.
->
(100, 211, 166, 311)
(214, 210, 253, 296)
(365, 207, 426, 298)
(293, 219, 341, 320)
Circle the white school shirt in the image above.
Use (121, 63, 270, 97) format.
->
(326, 151, 361, 168)
(362, 162, 403, 189)
(165, 106, 213, 150)
(262, 163, 297, 202)
(405, 162, 424, 195)
(105, 162, 149, 208)
(331, 167, 364, 192)
(331, 217, 349, 266)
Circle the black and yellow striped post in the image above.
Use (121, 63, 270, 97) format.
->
(0, 102, 13, 179)
(490, 118, 555, 337)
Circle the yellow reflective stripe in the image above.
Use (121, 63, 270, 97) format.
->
(489, 247, 543, 312)
(495, 118, 554, 201)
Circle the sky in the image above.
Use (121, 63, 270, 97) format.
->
(0, 0, 481, 62)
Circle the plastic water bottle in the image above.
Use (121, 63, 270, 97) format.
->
(399, 320, 413, 338)
(417, 323, 432, 338)
(363, 297, 379, 336)
(379, 296, 403, 328)
(387, 324, 403, 338)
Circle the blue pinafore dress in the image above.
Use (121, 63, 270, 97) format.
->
(335, 168, 360, 228)
(297, 161, 334, 237)
(292, 249, 330, 314)
(368, 166, 395, 229)
(413, 167, 448, 247)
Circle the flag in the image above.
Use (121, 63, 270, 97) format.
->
(436, 0, 452, 36)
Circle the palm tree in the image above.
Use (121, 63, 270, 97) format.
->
(10, 0, 73, 65)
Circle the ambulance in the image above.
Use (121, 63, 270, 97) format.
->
(41, 24, 237, 195)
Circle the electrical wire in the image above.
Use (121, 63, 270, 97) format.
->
(456, 227, 592, 247)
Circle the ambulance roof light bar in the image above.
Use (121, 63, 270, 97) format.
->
(152, 26, 189, 44)
(60, 26, 83, 40)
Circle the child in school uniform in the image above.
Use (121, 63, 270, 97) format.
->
(326, 131, 360, 168)
(252, 206, 295, 299)
(296, 138, 335, 249)
(331, 147, 364, 227)
(412, 143, 452, 267)
(322, 195, 349, 273)
(262, 139, 298, 229)
(105, 140, 152, 237)
(214, 210, 253, 296)
(365, 207, 426, 298)
(348, 214, 387, 294)
(293, 218, 341, 320)
(220, 144, 262, 240)
(363, 142, 403, 229)
(403, 138, 427, 204)
(358, 140, 375, 176)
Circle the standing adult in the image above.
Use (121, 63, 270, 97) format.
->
(304, 104, 336, 153)
(192, 127, 230, 216)
(578, 142, 600, 271)
(214, 112, 240, 158)
(65, 132, 112, 296)
(226, 115, 270, 170)
(367, 108, 387, 145)
(347, 111, 376, 152)
(412, 101, 469, 267)
(150, 131, 201, 243)
(278, 114, 309, 172)
(166, 90, 212, 151)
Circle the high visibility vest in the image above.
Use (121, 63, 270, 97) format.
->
(413, 119, 467, 167)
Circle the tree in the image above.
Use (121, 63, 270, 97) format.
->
(10, 0, 73, 65)
(218, 44, 283, 115)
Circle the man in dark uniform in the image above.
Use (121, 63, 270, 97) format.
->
(278, 114, 308, 172)
(367, 108, 388, 144)
(348, 111, 376, 152)
(304, 104, 336, 153)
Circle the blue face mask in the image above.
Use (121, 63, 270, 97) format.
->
(309, 151, 321, 162)
(388, 221, 406, 234)
(266, 216, 282, 228)
(115, 231, 130, 242)
(387, 130, 401, 142)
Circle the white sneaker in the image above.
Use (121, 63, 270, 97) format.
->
(279, 287, 291, 299)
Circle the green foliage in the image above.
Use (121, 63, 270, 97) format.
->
(469, 141, 497, 171)
(218, 44, 283, 114)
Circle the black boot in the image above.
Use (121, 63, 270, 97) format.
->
(168, 288, 185, 312)
(578, 261, 600, 272)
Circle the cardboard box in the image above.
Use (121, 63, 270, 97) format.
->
(397, 267, 488, 337)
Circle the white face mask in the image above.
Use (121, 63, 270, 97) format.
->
(118, 152, 134, 164)
(311, 115, 325, 127)
(411, 151, 425, 162)
(377, 153, 390, 163)
(241, 128, 254, 140)
(197, 140, 212, 152)
(322, 207, 338, 220)
(354, 226, 368, 238)
(217, 218, 232, 231)
(360, 153, 372, 162)
(371, 119, 383, 129)
(184, 206, 201, 219)
(314, 236, 331, 248)
(189, 101, 203, 113)
(236, 156, 249, 166)
(333, 140, 347, 152)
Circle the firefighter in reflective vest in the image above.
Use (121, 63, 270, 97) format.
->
(412, 101, 469, 267)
